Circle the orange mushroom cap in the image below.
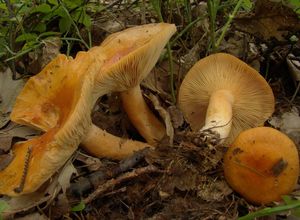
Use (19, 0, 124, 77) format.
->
(0, 53, 98, 196)
(223, 127, 299, 205)
(178, 53, 275, 144)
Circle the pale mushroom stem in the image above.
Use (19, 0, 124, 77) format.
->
(120, 85, 166, 145)
(200, 89, 234, 141)
(82, 124, 152, 160)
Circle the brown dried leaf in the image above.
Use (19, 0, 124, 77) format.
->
(234, 0, 300, 41)
(0, 69, 25, 128)
(197, 179, 232, 202)
(75, 152, 103, 171)
(14, 212, 48, 220)
(147, 94, 174, 145)
(0, 122, 41, 152)
(40, 37, 62, 69)
(167, 106, 184, 129)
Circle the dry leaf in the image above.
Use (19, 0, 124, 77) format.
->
(148, 94, 174, 145)
(58, 162, 77, 195)
(269, 107, 300, 145)
(167, 106, 185, 129)
(40, 37, 62, 69)
(0, 69, 25, 128)
(234, 0, 300, 41)
(197, 179, 232, 202)
(0, 122, 41, 152)
(14, 212, 48, 220)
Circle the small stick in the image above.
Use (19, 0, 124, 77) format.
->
(14, 145, 32, 193)
(68, 148, 149, 197)
(83, 165, 160, 204)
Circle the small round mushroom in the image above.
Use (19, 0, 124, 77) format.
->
(0, 54, 98, 196)
(178, 53, 275, 144)
(223, 127, 299, 205)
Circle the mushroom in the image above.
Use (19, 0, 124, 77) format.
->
(11, 23, 176, 159)
(223, 127, 299, 205)
(178, 53, 275, 144)
(93, 22, 176, 145)
(0, 53, 99, 196)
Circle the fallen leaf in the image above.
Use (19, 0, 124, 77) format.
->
(197, 179, 232, 202)
(148, 94, 174, 145)
(40, 37, 62, 69)
(0, 122, 41, 151)
(75, 152, 103, 172)
(269, 107, 300, 145)
(234, 0, 300, 41)
(167, 105, 185, 129)
(58, 162, 77, 195)
(14, 212, 48, 220)
(0, 69, 25, 128)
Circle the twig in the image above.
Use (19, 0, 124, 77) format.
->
(83, 165, 160, 204)
(68, 148, 149, 197)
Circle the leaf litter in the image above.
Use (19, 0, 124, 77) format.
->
(0, 0, 300, 219)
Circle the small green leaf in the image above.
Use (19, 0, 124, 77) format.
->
(39, 31, 60, 38)
(71, 201, 85, 212)
(33, 23, 47, 33)
(63, 0, 84, 9)
(15, 33, 38, 42)
(82, 13, 91, 28)
(30, 3, 52, 14)
(48, 0, 58, 5)
(0, 3, 7, 10)
(0, 200, 8, 213)
(59, 17, 72, 33)
(241, 0, 253, 12)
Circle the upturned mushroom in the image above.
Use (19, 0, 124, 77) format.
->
(0, 53, 98, 196)
(93, 22, 176, 145)
(178, 53, 275, 144)
(11, 23, 176, 159)
(223, 127, 299, 205)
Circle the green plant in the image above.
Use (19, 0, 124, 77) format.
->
(0, 200, 9, 220)
(0, 0, 94, 66)
(239, 196, 300, 220)
(207, 0, 253, 52)
(150, 0, 176, 104)
(71, 200, 85, 212)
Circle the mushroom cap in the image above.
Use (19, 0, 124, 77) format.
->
(11, 23, 176, 130)
(10, 52, 101, 131)
(223, 127, 299, 205)
(178, 53, 275, 144)
(92, 22, 177, 94)
(0, 54, 98, 196)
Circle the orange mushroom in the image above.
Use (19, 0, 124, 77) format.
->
(0, 53, 98, 196)
(178, 53, 275, 144)
(11, 23, 176, 159)
(94, 22, 176, 145)
(223, 127, 299, 205)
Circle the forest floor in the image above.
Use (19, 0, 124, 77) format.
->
(0, 0, 300, 219)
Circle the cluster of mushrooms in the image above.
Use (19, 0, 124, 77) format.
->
(0, 23, 298, 206)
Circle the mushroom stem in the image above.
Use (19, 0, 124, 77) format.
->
(81, 124, 153, 160)
(120, 85, 166, 145)
(201, 89, 234, 141)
